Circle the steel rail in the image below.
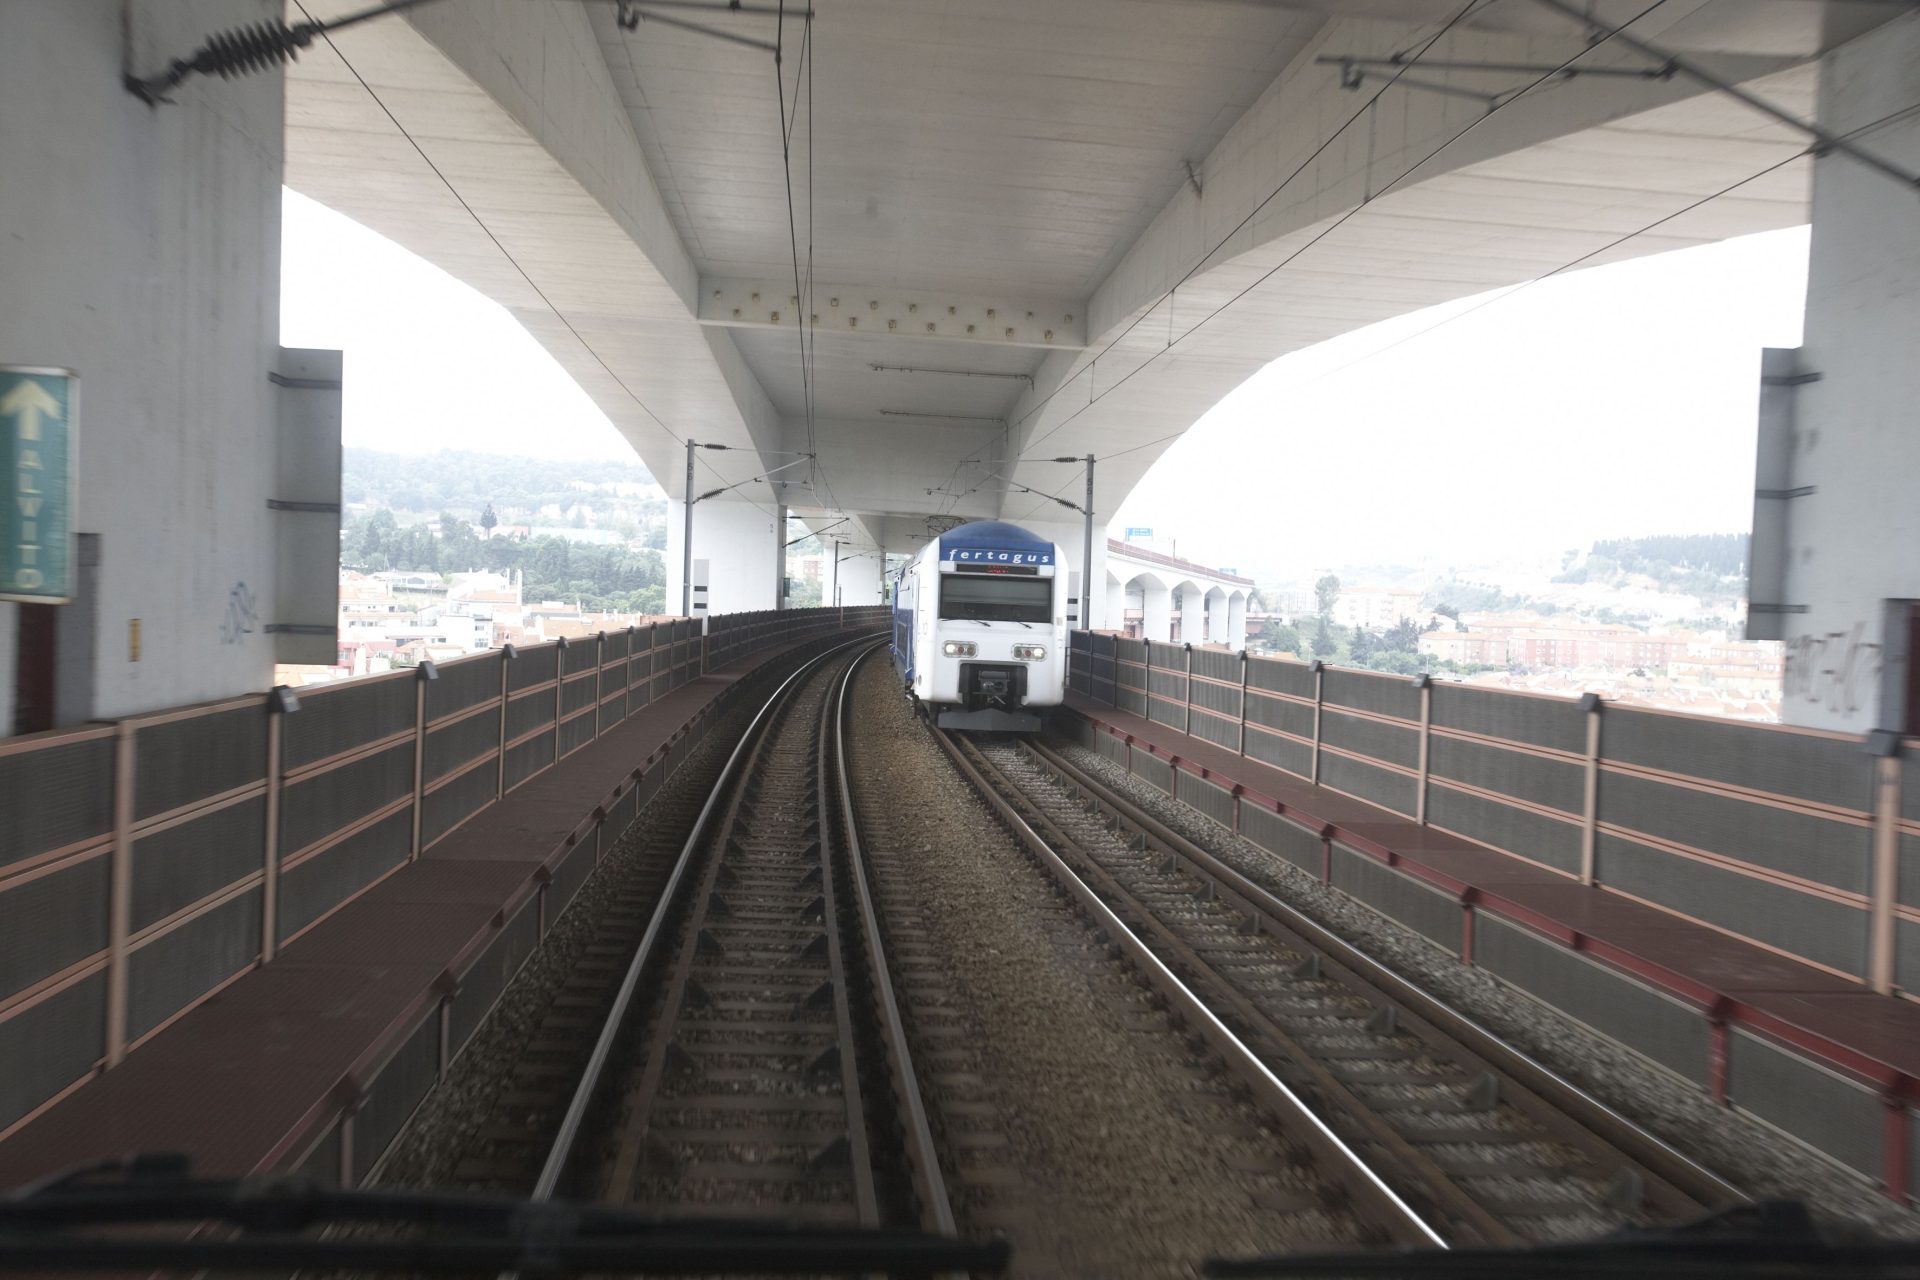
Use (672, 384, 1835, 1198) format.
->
(810, 653, 883, 1224)
(1023, 737, 1746, 1216)
(924, 722, 1449, 1250)
(530, 635, 878, 1202)
(828, 645, 959, 1236)
(976, 745, 1521, 1245)
(597, 653, 836, 1205)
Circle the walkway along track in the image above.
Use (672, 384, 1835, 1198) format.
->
(928, 722, 1744, 1249)
(530, 639, 996, 1268)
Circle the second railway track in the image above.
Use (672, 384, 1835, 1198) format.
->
(529, 639, 991, 1264)
(928, 720, 1744, 1249)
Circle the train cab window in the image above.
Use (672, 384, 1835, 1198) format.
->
(939, 573, 1052, 623)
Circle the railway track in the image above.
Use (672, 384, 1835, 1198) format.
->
(926, 721, 1744, 1250)
(526, 640, 998, 1270)
(439, 781, 708, 1194)
(850, 670, 1385, 1271)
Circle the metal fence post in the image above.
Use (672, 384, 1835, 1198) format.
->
(497, 646, 513, 799)
(105, 719, 135, 1067)
(1579, 693, 1602, 886)
(1868, 732, 1904, 993)
(410, 662, 435, 860)
(624, 626, 635, 717)
(1183, 643, 1194, 736)
(1237, 650, 1250, 758)
(1310, 660, 1325, 785)
(1414, 674, 1432, 824)
(1142, 641, 1152, 719)
(553, 638, 567, 763)
(263, 687, 298, 963)
(593, 631, 605, 739)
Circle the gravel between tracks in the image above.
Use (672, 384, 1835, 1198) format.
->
(366, 699, 754, 1192)
(1054, 735, 1920, 1238)
(851, 663, 1370, 1278)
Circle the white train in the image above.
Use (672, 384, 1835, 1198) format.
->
(891, 520, 1069, 731)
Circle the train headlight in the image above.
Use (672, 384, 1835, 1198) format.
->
(942, 641, 977, 657)
(1013, 644, 1047, 661)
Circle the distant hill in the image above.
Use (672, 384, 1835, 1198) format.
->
(1556, 532, 1747, 594)
(343, 447, 660, 525)
(1589, 533, 1746, 577)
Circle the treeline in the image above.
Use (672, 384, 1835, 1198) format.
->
(1422, 579, 1555, 616)
(1590, 533, 1747, 577)
(1253, 614, 1482, 677)
(1555, 532, 1747, 592)
(344, 510, 666, 615)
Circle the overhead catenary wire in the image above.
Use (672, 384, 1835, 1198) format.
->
(775, 4, 843, 523)
(1016, 0, 1675, 465)
(805, 13, 824, 503)
(1005, 103, 1912, 527)
(1258, 92, 1920, 401)
(997, 0, 1681, 523)
(292, 1, 777, 517)
(929, 0, 1495, 521)
(775, 8, 812, 462)
(929, 0, 1496, 506)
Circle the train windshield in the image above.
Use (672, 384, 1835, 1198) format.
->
(939, 572, 1052, 623)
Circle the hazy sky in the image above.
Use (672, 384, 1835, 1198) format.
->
(281, 188, 1810, 572)
(281, 189, 638, 462)
(1112, 225, 1810, 577)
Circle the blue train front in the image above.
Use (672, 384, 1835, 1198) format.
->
(891, 521, 1069, 732)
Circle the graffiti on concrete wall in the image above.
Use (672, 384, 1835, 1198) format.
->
(1784, 622, 1882, 717)
(219, 581, 258, 645)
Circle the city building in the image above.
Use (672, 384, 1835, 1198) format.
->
(1332, 586, 1425, 631)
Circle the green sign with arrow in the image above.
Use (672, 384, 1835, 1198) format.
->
(0, 366, 76, 604)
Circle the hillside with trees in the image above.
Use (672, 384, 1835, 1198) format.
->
(1554, 532, 1748, 594)
(341, 447, 672, 614)
(342, 510, 668, 615)
(343, 447, 666, 545)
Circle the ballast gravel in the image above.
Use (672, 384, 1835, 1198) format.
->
(851, 664, 1369, 1278)
(1055, 735, 1920, 1239)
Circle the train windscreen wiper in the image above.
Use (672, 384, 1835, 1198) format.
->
(1, 1153, 1011, 1275)
(1203, 1201, 1917, 1278)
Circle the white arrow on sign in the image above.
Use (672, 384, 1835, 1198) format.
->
(0, 379, 61, 442)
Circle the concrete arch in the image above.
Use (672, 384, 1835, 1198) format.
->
(1171, 579, 1204, 646)
(1120, 570, 1174, 642)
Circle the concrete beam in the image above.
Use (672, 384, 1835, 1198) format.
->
(698, 279, 1088, 350)
(770, 417, 1008, 524)
(666, 496, 783, 617)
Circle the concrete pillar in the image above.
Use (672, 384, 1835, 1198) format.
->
(0, 4, 286, 729)
(1106, 576, 1126, 633)
(1023, 518, 1110, 629)
(1140, 579, 1172, 642)
(831, 549, 885, 606)
(1227, 591, 1249, 652)
(1776, 9, 1920, 732)
(1177, 583, 1204, 646)
(666, 498, 781, 618)
(1205, 587, 1230, 646)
